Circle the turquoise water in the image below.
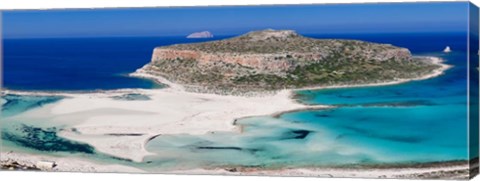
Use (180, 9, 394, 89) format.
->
(142, 105, 466, 170)
(1, 94, 94, 159)
(281, 106, 467, 162)
(1, 94, 63, 117)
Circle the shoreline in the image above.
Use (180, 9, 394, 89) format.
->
(1, 151, 472, 179)
(164, 159, 471, 179)
(1, 56, 456, 176)
(0, 151, 144, 173)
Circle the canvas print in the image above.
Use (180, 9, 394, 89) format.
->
(1, 1, 479, 179)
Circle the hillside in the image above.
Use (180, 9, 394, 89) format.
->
(137, 29, 442, 94)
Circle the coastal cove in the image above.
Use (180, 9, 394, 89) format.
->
(0, 32, 474, 179)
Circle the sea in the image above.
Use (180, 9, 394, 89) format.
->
(1, 32, 478, 171)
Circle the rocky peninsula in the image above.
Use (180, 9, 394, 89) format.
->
(137, 29, 445, 94)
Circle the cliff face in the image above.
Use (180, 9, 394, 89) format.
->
(152, 48, 411, 73)
(152, 49, 297, 72)
(140, 29, 439, 93)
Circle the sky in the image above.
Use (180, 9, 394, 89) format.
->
(1, 2, 470, 38)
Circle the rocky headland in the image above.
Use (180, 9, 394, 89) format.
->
(137, 29, 445, 94)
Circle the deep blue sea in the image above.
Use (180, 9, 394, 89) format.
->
(1, 32, 476, 170)
(3, 36, 233, 91)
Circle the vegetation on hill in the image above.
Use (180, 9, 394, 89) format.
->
(140, 29, 443, 94)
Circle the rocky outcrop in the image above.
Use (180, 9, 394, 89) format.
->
(1, 158, 44, 171)
(140, 29, 441, 94)
(186, 31, 214, 38)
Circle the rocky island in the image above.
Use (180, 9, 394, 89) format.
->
(137, 29, 446, 94)
(186, 31, 214, 38)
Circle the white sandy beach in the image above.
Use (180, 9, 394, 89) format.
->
(1, 56, 460, 177)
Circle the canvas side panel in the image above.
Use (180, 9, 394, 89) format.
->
(0, 10, 4, 170)
(469, 2, 480, 179)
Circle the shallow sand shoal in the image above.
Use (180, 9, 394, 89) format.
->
(6, 87, 326, 162)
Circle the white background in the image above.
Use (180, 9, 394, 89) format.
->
(0, 0, 479, 181)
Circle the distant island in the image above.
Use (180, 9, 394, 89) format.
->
(137, 29, 448, 94)
(186, 31, 214, 38)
